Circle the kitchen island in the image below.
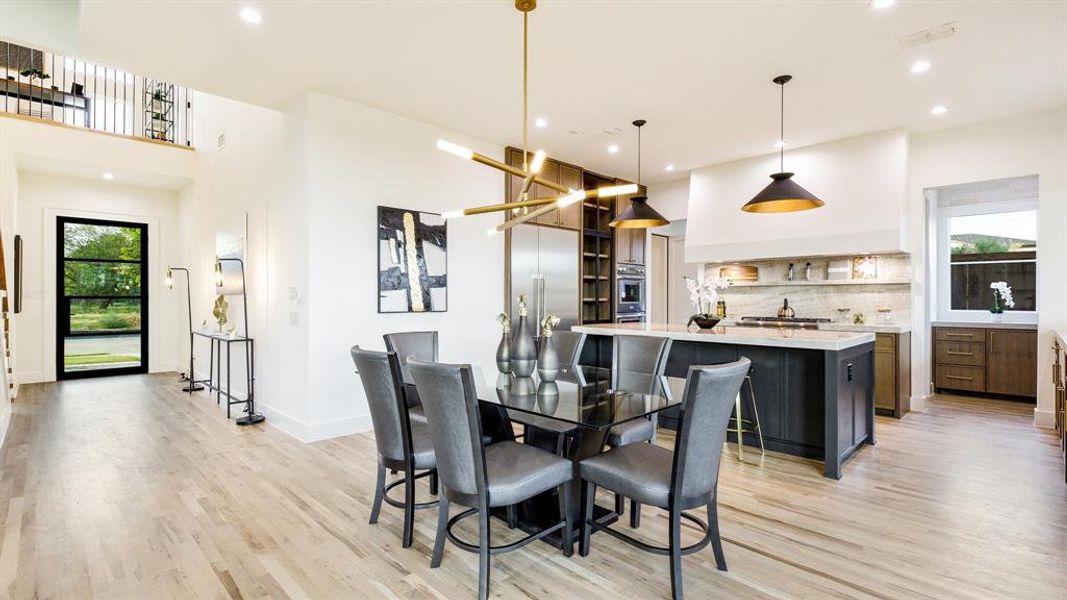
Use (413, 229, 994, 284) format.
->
(572, 323, 877, 479)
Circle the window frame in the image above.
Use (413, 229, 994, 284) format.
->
(935, 198, 1038, 324)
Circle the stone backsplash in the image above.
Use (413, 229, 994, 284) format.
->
(703, 254, 912, 325)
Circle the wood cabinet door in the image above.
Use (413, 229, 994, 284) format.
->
(559, 164, 583, 230)
(630, 229, 646, 265)
(874, 349, 897, 411)
(532, 161, 561, 226)
(986, 329, 1037, 396)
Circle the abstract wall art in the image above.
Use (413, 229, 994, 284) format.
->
(377, 206, 447, 313)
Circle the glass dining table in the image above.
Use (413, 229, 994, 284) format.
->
(470, 365, 687, 545)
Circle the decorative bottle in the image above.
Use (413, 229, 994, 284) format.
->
(494, 313, 511, 374)
(510, 295, 537, 378)
(537, 315, 562, 382)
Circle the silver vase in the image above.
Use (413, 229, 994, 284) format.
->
(537, 334, 560, 382)
(510, 314, 537, 377)
(496, 331, 511, 374)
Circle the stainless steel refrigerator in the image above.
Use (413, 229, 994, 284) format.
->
(509, 224, 580, 333)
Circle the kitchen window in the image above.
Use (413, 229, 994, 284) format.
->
(932, 176, 1038, 322)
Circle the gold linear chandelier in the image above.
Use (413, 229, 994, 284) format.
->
(437, 0, 637, 236)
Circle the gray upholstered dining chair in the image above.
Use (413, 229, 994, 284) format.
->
(579, 358, 751, 600)
(350, 346, 439, 548)
(607, 334, 673, 525)
(408, 358, 574, 600)
(383, 331, 438, 423)
(552, 330, 587, 366)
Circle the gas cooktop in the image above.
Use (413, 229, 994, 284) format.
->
(736, 316, 832, 329)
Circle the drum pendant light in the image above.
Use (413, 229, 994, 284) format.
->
(610, 119, 669, 229)
(742, 75, 824, 213)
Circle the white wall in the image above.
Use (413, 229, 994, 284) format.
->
(909, 108, 1067, 425)
(296, 92, 504, 440)
(686, 130, 909, 262)
(15, 173, 181, 382)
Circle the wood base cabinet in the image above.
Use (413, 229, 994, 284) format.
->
(874, 332, 911, 418)
(934, 326, 1037, 398)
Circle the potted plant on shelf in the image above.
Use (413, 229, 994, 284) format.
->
(989, 281, 1015, 321)
(685, 275, 731, 329)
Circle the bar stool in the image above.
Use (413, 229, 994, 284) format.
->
(727, 367, 765, 460)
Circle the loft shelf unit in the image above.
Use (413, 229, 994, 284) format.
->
(143, 79, 176, 143)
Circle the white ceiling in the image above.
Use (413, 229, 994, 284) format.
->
(67, 0, 1067, 183)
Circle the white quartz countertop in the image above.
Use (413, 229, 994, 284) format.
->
(716, 319, 910, 335)
(572, 323, 875, 351)
(931, 321, 1038, 331)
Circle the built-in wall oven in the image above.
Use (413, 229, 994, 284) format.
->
(616, 263, 646, 322)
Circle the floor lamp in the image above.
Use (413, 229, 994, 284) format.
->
(165, 267, 204, 392)
(216, 257, 264, 425)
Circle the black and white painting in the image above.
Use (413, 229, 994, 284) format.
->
(377, 206, 447, 313)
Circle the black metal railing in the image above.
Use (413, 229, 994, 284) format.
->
(1, 38, 194, 147)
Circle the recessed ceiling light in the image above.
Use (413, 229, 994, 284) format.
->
(930, 104, 948, 116)
(870, 0, 895, 9)
(534, 117, 547, 128)
(239, 7, 262, 25)
(774, 139, 787, 148)
(102, 172, 114, 180)
(664, 165, 675, 172)
(910, 60, 931, 74)
(607, 145, 619, 154)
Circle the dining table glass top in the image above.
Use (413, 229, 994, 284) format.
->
(474, 366, 686, 430)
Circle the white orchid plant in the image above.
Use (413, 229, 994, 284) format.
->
(989, 281, 1016, 314)
(684, 276, 731, 326)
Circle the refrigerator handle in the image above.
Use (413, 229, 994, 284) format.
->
(533, 274, 545, 330)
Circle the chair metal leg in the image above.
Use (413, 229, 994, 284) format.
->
(614, 492, 625, 517)
(733, 392, 744, 461)
(579, 481, 595, 557)
(668, 505, 684, 600)
(559, 483, 574, 557)
(429, 470, 439, 496)
(746, 376, 766, 455)
(629, 499, 641, 528)
(506, 504, 518, 529)
(478, 508, 491, 600)
(402, 470, 416, 548)
(369, 462, 385, 524)
(431, 493, 449, 568)
(707, 501, 727, 571)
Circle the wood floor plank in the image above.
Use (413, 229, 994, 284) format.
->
(0, 375, 1064, 599)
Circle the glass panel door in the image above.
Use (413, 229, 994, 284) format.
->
(57, 217, 148, 379)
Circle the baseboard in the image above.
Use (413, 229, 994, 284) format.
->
(1034, 408, 1055, 429)
(257, 403, 309, 441)
(17, 371, 46, 385)
(255, 404, 372, 443)
(0, 402, 10, 446)
(910, 394, 929, 412)
(304, 413, 373, 442)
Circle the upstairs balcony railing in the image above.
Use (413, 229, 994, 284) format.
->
(0, 38, 194, 147)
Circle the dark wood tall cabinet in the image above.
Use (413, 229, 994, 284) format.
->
(613, 182, 647, 265)
(502, 147, 630, 325)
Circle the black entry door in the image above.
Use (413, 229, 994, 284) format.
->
(56, 216, 149, 379)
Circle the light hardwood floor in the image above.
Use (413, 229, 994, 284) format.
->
(1, 374, 1064, 599)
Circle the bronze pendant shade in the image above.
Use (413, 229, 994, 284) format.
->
(610, 119, 669, 229)
(610, 195, 669, 229)
(743, 171, 824, 213)
(742, 75, 824, 213)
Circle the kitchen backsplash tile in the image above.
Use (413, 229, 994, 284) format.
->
(704, 254, 912, 325)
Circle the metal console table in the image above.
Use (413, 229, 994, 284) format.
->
(193, 330, 262, 425)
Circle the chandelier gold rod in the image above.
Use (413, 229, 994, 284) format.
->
(470, 151, 568, 193)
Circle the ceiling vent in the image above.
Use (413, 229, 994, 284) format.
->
(899, 22, 959, 48)
(217, 132, 226, 150)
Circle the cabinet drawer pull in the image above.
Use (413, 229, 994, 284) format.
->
(946, 375, 975, 381)
(946, 351, 975, 356)
(945, 333, 975, 337)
